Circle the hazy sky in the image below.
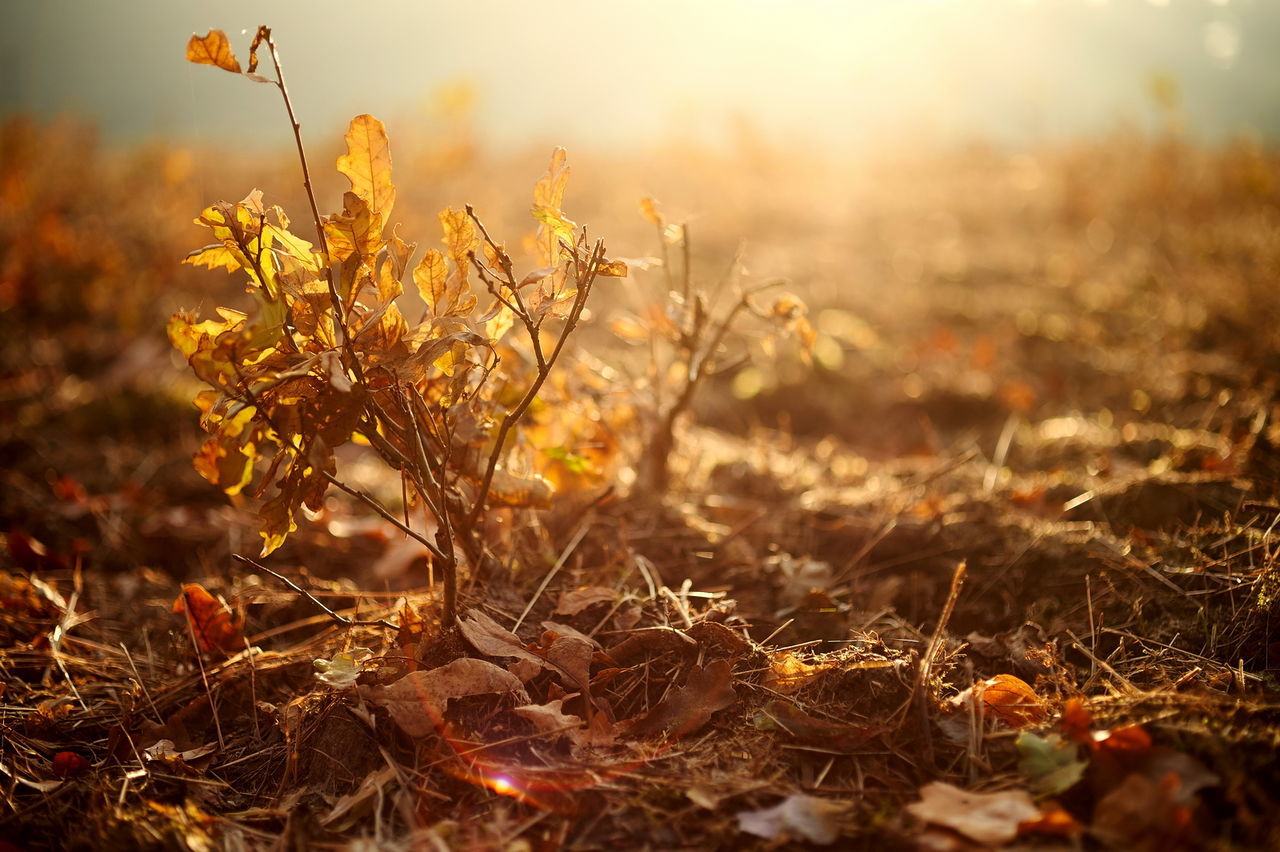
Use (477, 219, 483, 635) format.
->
(3, 0, 1277, 154)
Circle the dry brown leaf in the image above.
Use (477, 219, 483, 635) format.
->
(753, 700, 875, 753)
(906, 782, 1039, 845)
(627, 660, 737, 739)
(458, 610, 544, 667)
(606, 625, 698, 665)
(361, 658, 528, 737)
(513, 698, 584, 736)
(554, 586, 616, 616)
(186, 30, 241, 74)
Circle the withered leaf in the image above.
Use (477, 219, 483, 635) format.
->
(762, 651, 833, 695)
(906, 782, 1039, 845)
(361, 658, 528, 738)
(627, 659, 736, 739)
(554, 586, 616, 616)
(596, 258, 628, 278)
(513, 699, 584, 737)
(336, 114, 396, 224)
(606, 625, 698, 666)
(172, 583, 244, 656)
(459, 609, 543, 666)
(753, 699, 874, 753)
(186, 30, 241, 74)
(737, 794, 845, 845)
(980, 673, 1048, 728)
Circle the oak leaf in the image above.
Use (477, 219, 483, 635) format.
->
(186, 30, 241, 74)
(361, 658, 528, 737)
(336, 114, 396, 224)
(627, 659, 736, 739)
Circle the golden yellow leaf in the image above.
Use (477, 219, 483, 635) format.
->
(533, 147, 570, 210)
(639, 196, 663, 227)
(413, 248, 475, 318)
(439, 207, 478, 278)
(324, 192, 383, 261)
(186, 30, 242, 74)
(597, 258, 628, 278)
(336, 115, 396, 224)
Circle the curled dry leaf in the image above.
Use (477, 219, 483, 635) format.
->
(172, 583, 244, 656)
(906, 782, 1040, 845)
(762, 651, 833, 695)
(736, 794, 846, 845)
(979, 674, 1047, 727)
(360, 658, 528, 738)
(185, 30, 241, 74)
(951, 673, 1047, 728)
(627, 660, 737, 740)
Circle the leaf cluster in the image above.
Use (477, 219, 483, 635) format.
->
(174, 29, 626, 622)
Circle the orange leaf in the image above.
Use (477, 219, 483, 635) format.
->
(1060, 696, 1093, 743)
(1018, 802, 1083, 838)
(639, 196, 663, 227)
(172, 583, 244, 656)
(186, 30, 242, 74)
(981, 674, 1047, 728)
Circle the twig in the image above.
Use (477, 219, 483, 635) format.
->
(261, 26, 360, 380)
(233, 554, 397, 630)
(321, 471, 448, 564)
(911, 560, 967, 766)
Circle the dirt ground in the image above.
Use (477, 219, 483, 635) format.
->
(3, 115, 1280, 850)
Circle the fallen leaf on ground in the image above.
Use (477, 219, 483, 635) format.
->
(1016, 731, 1086, 795)
(753, 699, 875, 752)
(172, 583, 244, 656)
(459, 609, 544, 667)
(762, 651, 833, 694)
(513, 698, 585, 741)
(906, 782, 1040, 845)
(736, 794, 846, 845)
(605, 625, 698, 665)
(554, 586, 616, 616)
(314, 647, 374, 689)
(979, 674, 1047, 727)
(627, 660, 736, 739)
(361, 658, 528, 737)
